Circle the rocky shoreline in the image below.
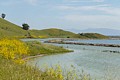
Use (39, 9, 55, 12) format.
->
(44, 39, 120, 47)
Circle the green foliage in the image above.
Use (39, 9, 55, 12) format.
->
(0, 56, 91, 80)
(67, 36, 70, 38)
(30, 28, 77, 38)
(0, 56, 63, 80)
(0, 18, 28, 38)
(78, 33, 109, 39)
(22, 23, 30, 30)
(1, 13, 6, 19)
(0, 55, 93, 80)
(25, 41, 72, 56)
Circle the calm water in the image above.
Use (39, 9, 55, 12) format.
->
(25, 39, 120, 80)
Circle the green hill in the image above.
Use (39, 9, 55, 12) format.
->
(78, 33, 109, 39)
(30, 28, 77, 38)
(0, 18, 109, 39)
(0, 18, 27, 38)
(30, 28, 109, 39)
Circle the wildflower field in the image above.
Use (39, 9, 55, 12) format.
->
(0, 38, 92, 80)
(0, 38, 65, 80)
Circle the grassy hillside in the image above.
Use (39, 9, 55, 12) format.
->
(0, 18, 27, 38)
(30, 28, 109, 39)
(30, 29, 109, 39)
(0, 18, 109, 39)
(78, 33, 109, 39)
(30, 28, 77, 38)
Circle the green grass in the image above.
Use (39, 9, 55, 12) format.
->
(30, 28, 109, 39)
(79, 33, 109, 39)
(0, 56, 63, 80)
(25, 41, 73, 56)
(30, 28, 77, 38)
(0, 18, 28, 38)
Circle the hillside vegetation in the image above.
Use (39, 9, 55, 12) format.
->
(26, 41, 72, 56)
(0, 18, 109, 39)
(30, 28, 77, 38)
(30, 29, 109, 39)
(0, 18, 27, 38)
(78, 33, 109, 39)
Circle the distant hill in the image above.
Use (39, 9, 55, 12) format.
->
(30, 28, 77, 38)
(30, 28, 109, 39)
(0, 18, 109, 39)
(72, 28, 120, 36)
(78, 33, 109, 39)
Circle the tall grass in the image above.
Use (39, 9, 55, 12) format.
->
(0, 56, 64, 80)
(0, 55, 92, 80)
(25, 41, 73, 56)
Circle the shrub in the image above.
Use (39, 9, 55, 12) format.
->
(22, 23, 30, 30)
(1, 13, 6, 19)
(0, 38, 29, 61)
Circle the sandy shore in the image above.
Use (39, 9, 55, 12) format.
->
(23, 54, 45, 61)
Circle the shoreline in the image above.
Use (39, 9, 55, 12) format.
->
(23, 54, 45, 61)
(45, 39, 120, 47)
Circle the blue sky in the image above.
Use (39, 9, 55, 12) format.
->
(0, 0, 120, 31)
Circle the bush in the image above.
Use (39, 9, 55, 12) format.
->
(22, 23, 29, 30)
(0, 38, 29, 61)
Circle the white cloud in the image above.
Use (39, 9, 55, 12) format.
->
(58, 4, 109, 10)
(0, 0, 21, 6)
(59, 0, 120, 29)
(0, 0, 38, 6)
(65, 0, 105, 2)
(57, 4, 120, 16)
(62, 14, 120, 29)
(92, 0, 104, 2)
(24, 0, 38, 5)
(98, 7, 120, 16)
(63, 15, 119, 22)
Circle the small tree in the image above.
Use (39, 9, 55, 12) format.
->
(22, 23, 30, 30)
(1, 13, 6, 19)
(22, 23, 31, 38)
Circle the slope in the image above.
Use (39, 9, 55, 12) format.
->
(30, 28, 109, 39)
(0, 18, 108, 39)
(30, 28, 77, 38)
(0, 18, 27, 38)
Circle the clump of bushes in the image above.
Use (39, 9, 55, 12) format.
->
(0, 38, 29, 64)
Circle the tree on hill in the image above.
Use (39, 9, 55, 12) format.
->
(22, 23, 32, 38)
(22, 23, 30, 30)
(1, 13, 6, 19)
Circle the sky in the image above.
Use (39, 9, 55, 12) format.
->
(0, 0, 120, 31)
